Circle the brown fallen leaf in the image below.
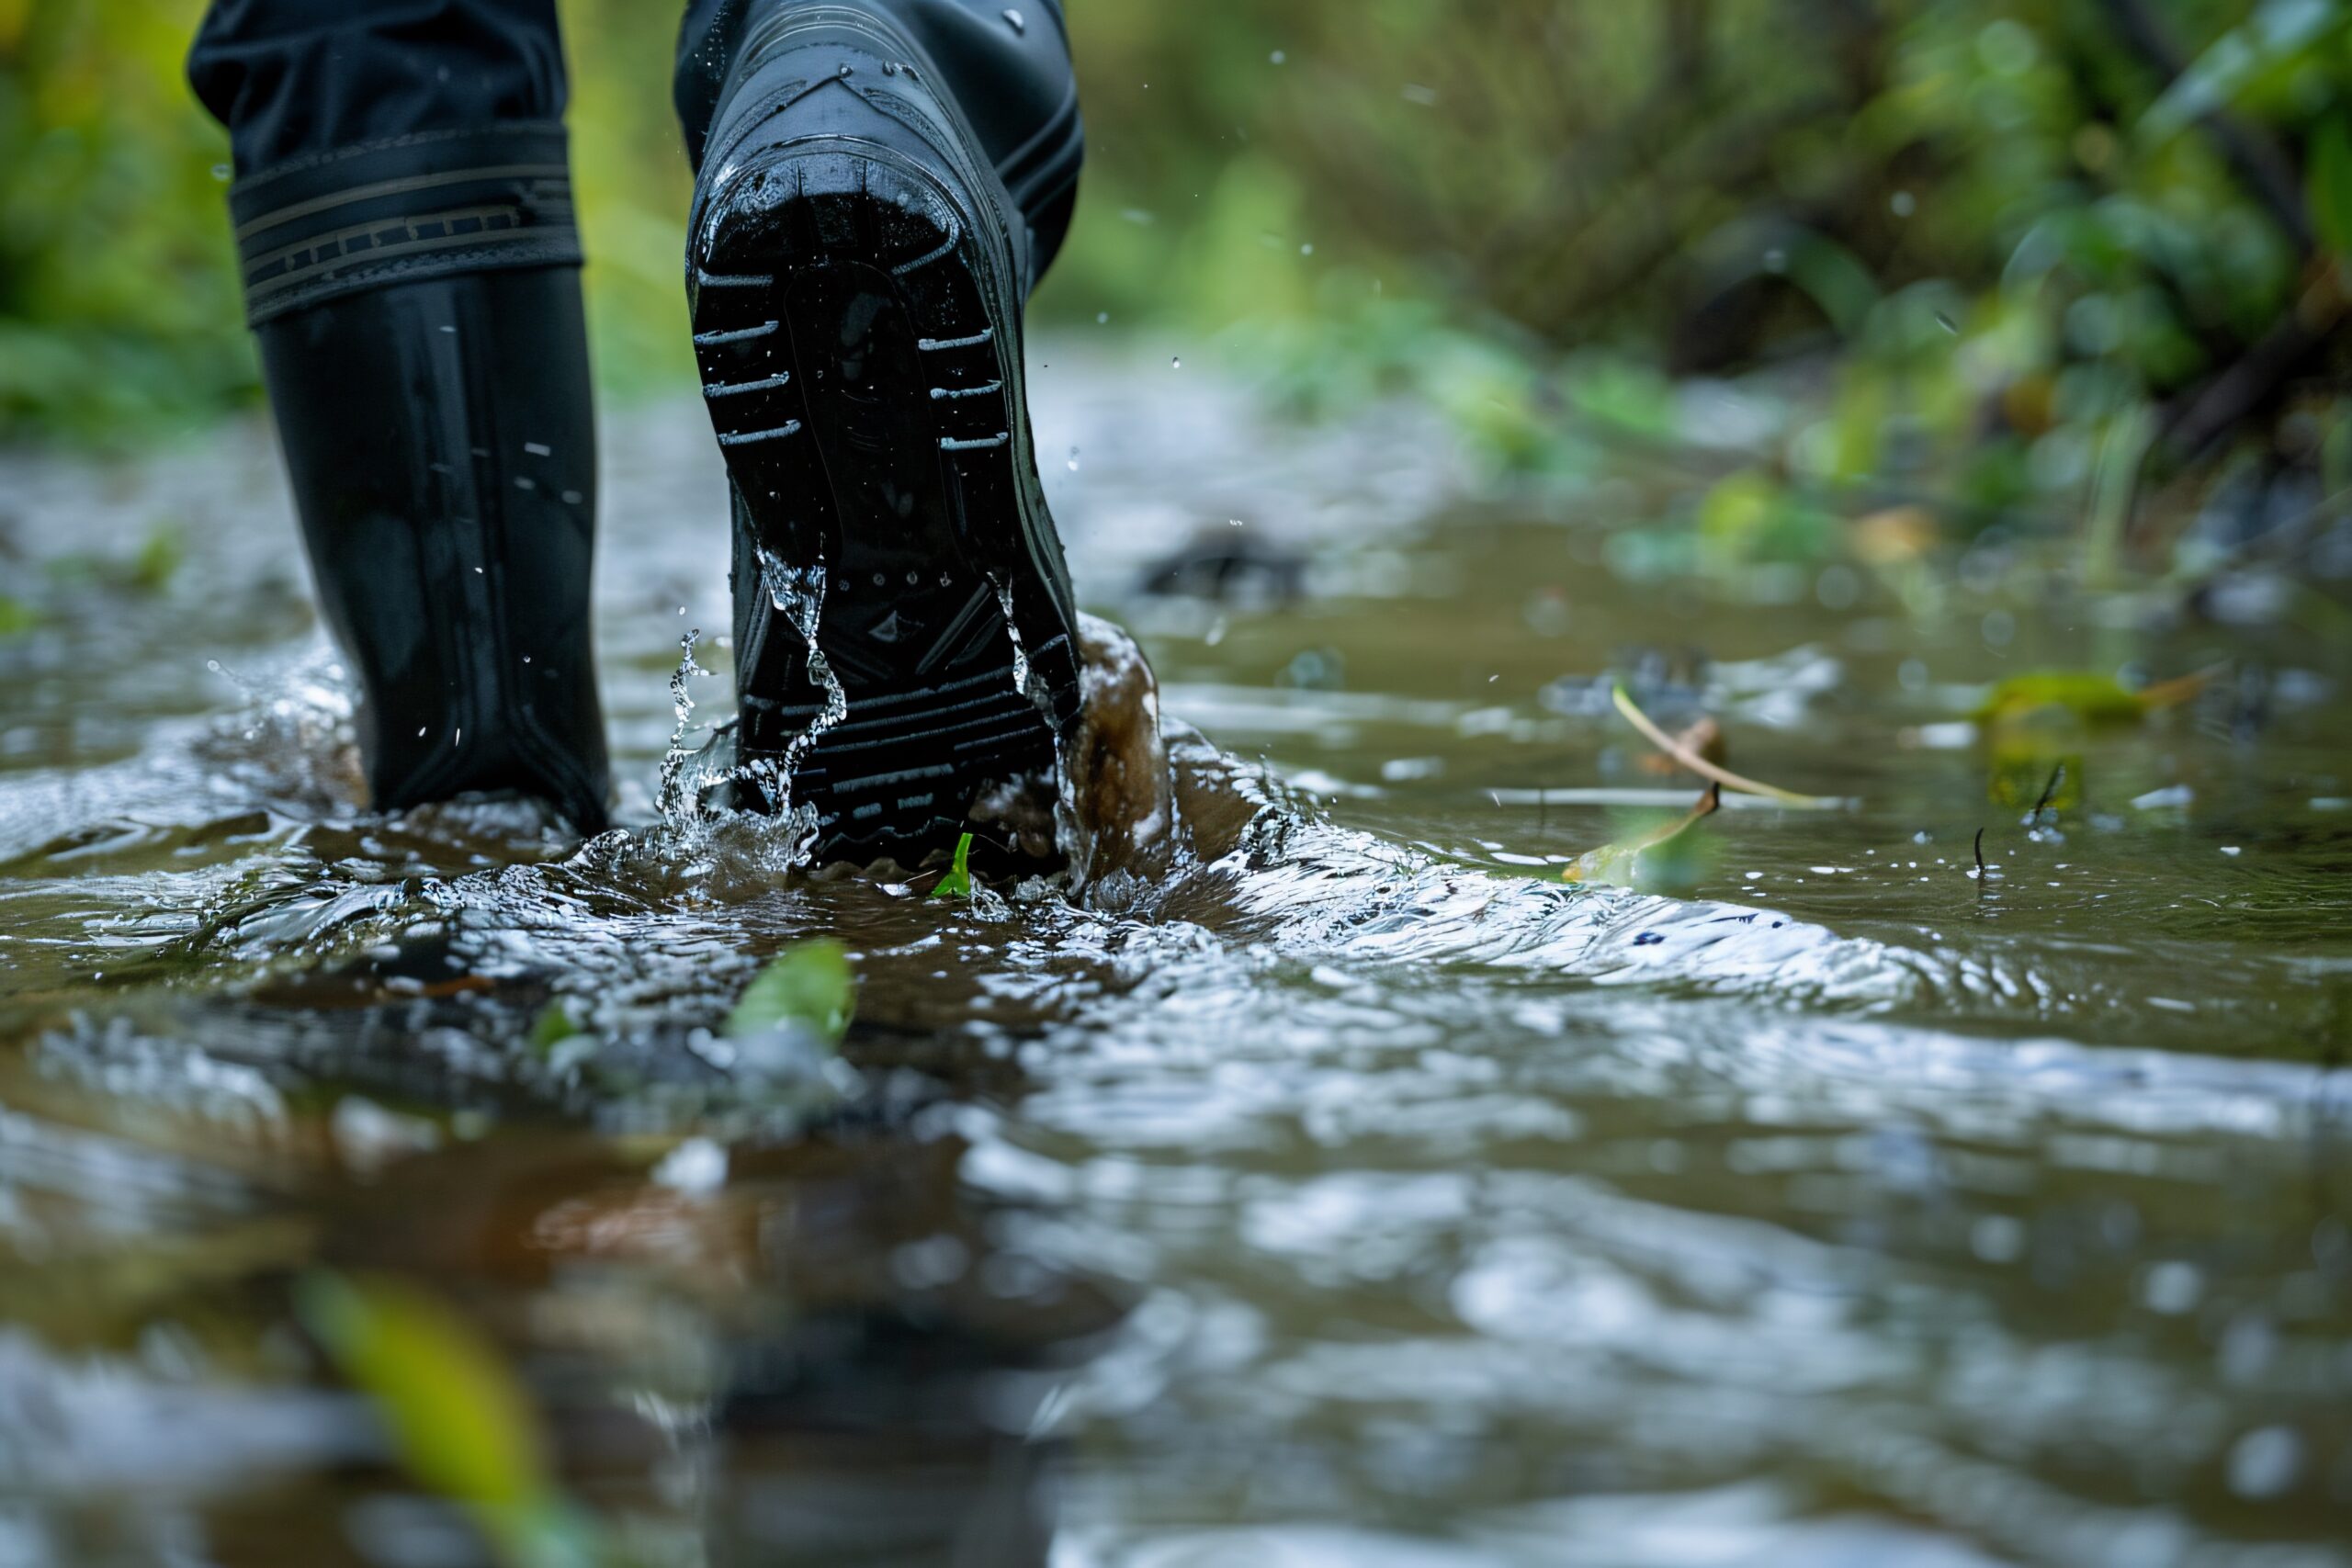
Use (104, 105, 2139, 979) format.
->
(1851, 504, 1939, 566)
(1611, 683, 1838, 808)
(1635, 715, 1725, 777)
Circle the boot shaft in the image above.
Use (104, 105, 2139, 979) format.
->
(254, 268, 612, 829)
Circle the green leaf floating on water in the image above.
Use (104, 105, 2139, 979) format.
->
(1563, 783, 1722, 886)
(929, 831, 975, 900)
(1973, 668, 2211, 728)
(726, 937, 854, 1043)
(295, 1270, 596, 1568)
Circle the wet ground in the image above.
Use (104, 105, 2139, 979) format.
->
(2, 343, 2350, 1566)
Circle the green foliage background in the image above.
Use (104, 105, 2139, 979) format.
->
(4, 0, 2349, 567)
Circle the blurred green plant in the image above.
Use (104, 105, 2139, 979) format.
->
(1054, 0, 2352, 577)
(0, 515, 189, 638)
(0, 0, 695, 444)
(0, 0, 251, 441)
(6, 0, 2350, 584)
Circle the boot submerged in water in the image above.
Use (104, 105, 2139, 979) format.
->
(254, 265, 612, 832)
(187, 0, 616, 834)
(686, 0, 1085, 863)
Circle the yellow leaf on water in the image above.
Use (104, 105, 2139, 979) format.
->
(1564, 784, 1723, 886)
(1973, 667, 2215, 730)
(1973, 671, 2143, 728)
(297, 1271, 594, 1568)
(1850, 505, 1939, 566)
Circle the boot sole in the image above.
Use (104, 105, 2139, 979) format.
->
(689, 141, 1080, 861)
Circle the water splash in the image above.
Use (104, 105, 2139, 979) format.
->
(639, 554, 847, 872)
(757, 547, 849, 829)
(654, 628, 714, 822)
(993, 577, 1037, 703)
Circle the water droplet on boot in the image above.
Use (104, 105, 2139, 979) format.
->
(1171, 355, 1182, 370)
(1001, 8, 1025, 33)
(1067, 446, 1080, 471)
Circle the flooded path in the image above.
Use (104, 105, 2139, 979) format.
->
(2, 344, 2350, 1565)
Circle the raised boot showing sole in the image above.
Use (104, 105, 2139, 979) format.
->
(688, 6, 1082, 863)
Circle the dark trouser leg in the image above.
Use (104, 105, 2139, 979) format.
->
(188, 0, 610, 829)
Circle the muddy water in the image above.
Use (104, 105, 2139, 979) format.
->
(1, 346, 2349, 1566)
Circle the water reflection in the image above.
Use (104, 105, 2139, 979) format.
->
(4, 355, 2352, 1564)
(1, 1013, 1114, 1565)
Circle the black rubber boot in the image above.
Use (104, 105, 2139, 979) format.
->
(254, 267, 611, 830)
(686, 0, 1084, 863)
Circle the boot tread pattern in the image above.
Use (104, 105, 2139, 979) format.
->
(689, 141, 1078, 858)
